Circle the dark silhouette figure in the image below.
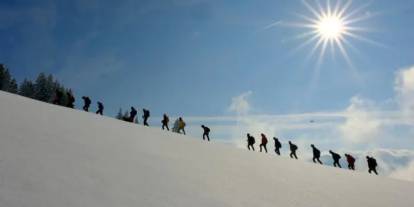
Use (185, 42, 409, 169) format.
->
(82, 96, 91, 112)
(130, 107, 137, 122)
(161, 114, 169, 130)
(66, 90, 75, 108)
(96, 102, 104, 115)
(345, 154, 356, 170)
(311, 144, 323, 164)
(367, 156, 378, 175)
(289, 141, 298, 159)
(123, 107, 137, 122)
(329, 150, 342, 168)
(259, 133, 268, 153)
(247, 133, 255, 151)
(53, 89, 63, 105)
(201, 125, 210, 141)
(142, 109, 150, 126)
(273, 137, 282, 155)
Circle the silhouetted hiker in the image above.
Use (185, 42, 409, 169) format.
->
(247, 133, 255, 151)
(66, 90, 75, 108)
(259, 133, 268, 153)
(289, 141, 298, 159)
(201, 125, 210, 141)
(130, 107, 137, 122)
(345, 154, 356, 170)
(142, 109, 150, 126)
(161, 114, 169, 130)
(53, 89, 63, 105)
(96, 102, 104, 115)
(82, 96, 91, 112)
(366, 156, 378, 175)
(329, 150, 342, 168)
(273, 137, 282, 155)
(311, 144, 323, 164)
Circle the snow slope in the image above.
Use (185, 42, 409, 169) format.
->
(0, 90, 413, 207)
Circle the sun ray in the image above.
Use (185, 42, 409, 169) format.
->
(268, 0, 380, 70)
(291, 0, 379, 65)
(302, 0, 323, 20)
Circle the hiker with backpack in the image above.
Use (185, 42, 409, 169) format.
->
(259, 133, 268, 153)
(161, 114, 169, 130)
(311, 144, 323, 164)
(367, 156, 378, 175)
(123, 107, 137, 122)
(142, 109, 150, 126)
(247, 133, 255, 151)
(82, 96, 91, 112)
(273, 137, 282, 155)
(173, 117, 186, 134)
(52, 89, 63, 105)
(329, 150, 342, 168)
(201, 125, 210, 141)
(96, 101, 104, 115)
(345, 154, 356, 170)
(66, 90, 75, 108)
(289, 141, 298, 159)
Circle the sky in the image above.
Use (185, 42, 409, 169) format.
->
(1, 0, 414, 180)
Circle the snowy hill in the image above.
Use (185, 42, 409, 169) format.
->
(0, 90, 413, 207)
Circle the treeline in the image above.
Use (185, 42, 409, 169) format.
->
(0, 64, 71, 105)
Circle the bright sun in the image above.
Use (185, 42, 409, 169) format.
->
(316, 15, 345, 40)
(268, 0, 378, 66)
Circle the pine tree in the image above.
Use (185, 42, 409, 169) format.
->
(0, 64, 12, 91)
(123, 111, 129, 120)
(19, 79, 36, 98)
(116, 108, 123, 120)
(8, 78, 18, 94)
(34, 73, 50, 102)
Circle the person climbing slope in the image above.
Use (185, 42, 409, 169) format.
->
(96, 101, 104, 115)
(201, 125, 210, 141)
(273, 137, 282, 155)
(289, 141, 298, 159)
(259, 133, 268, 153)
(66, 90, 75, 108)
(367, 156, 378, 175)
(82, 96, 91, 112)
(161, 114, 169, 130)
(175, 117, 186, 135)
(142, 108, 150, 126)
(311, 144, 323, 164)
(329, 150, 342, 168)
(52, 89, 63, 105)
(247, 133, 255, 151)
(345, 154, 356, 170)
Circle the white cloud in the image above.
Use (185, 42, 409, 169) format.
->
(395, 66, 414, 117)
(228, 91, 252, 115)
(338, 96, 381, 143)
(391, 161, 414, 181)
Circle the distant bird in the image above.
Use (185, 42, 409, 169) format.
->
(310, 120, 315, 123)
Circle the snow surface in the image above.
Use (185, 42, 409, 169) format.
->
(0, 90, 413, 207)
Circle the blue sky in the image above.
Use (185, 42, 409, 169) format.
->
(1, 0, 414, 180)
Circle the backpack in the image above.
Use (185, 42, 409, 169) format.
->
(249, 136, 255, 144)
(144, 110, 150, 117)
